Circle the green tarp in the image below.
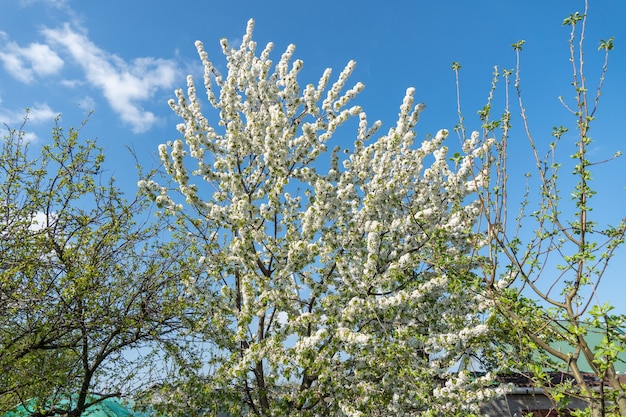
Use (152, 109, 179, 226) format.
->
(549, 325, 626, 374)
(4, 397, 149, 417)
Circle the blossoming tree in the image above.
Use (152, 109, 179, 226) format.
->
(141, 19, 499, 416)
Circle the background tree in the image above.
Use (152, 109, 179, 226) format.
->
(462, 2, 626, 415)
(0, 116, 195, 416)
(141, 19, 505, 417)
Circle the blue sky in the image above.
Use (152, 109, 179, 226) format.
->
(1, 0, 625, 313)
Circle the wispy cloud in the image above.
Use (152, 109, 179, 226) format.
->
(0, 102, 59, 142)
(226, 37, 242, 50)
(76, 95, 95, 111)
(19, 0, 68, 8)
(42, 24, 179, 133)
(0, 102, 58, 127)
(0, 32, 64, 83)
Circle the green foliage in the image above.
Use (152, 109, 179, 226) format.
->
(511, 40, 525, 51)
(459, 1, 626, 416)
(0, 115, 192, 416)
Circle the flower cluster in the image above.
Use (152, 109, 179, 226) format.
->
(140, 19, 499, 416)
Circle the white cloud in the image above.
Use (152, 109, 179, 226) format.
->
(0, 103, 58, 142)
(76, 95, 95, 110)
(0, 103, 59, 142)
(26, 103, 58, 122)
(29, 211, 49, 231)
(226, 37, 242, 49)
(60, 78, 84, 88)
(0, 103, 58, 127)
(42, 24, 179, 133)
(21, 131, 39, 142)
(0, 35, 64, 83)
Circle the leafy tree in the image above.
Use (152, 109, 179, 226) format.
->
(462, 2, 626, 416)
(0, 116, 194, 416)
(141, 19, 503, 416)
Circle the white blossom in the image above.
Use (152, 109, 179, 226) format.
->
(141, 18, 497, 416)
